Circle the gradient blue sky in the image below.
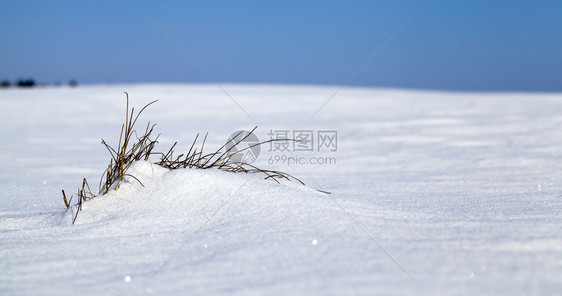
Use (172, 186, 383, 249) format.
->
(1, 1, 561, 91)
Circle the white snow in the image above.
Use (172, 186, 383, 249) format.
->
(0, 84, 561, 295)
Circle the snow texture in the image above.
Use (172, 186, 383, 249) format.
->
(1, 84, 561, 295)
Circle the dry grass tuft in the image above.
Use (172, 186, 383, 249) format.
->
(62, 93, 303, 224)
(155, 126, 303, 185)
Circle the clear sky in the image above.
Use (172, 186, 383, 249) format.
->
(1, 1, 561, 91)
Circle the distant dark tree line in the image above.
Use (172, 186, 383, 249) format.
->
(0, 78, 78, 88)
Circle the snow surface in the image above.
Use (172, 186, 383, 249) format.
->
(0, 84, 561, 295)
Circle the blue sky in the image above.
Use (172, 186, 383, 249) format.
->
(1, 1, 561, 91)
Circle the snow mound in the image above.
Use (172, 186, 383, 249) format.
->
(71, 161, 323, 229)
(5, 161, 357, 295)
